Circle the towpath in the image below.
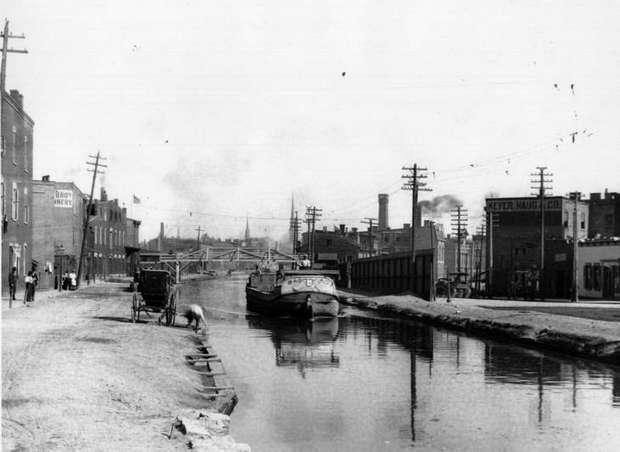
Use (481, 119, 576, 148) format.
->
(2, 282, 212, 451)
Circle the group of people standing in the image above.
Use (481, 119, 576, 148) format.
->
(7, 266, 38, 308)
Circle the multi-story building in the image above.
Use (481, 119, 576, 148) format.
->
(485, 196, 589, 298)
(88, 188, 129, 277)
(1, 89, 34, 293)
(31, 176, 86, 288)
(588, 190, 620, 239)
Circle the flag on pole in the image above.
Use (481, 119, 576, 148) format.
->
(132, 195, 141, 204)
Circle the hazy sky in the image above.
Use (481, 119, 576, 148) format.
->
(4, 1, 620, 241)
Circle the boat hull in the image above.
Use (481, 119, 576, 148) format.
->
(246, 287, 339, 318)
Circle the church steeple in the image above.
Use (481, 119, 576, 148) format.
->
(244, 215, 250, 241)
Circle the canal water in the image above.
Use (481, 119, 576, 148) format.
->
(183, 277, 620, 452)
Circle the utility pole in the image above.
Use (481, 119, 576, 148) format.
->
(0, 20, 27, 155)
(305, 206, 322, 263)
(77, 152, 107, 288)
(361, 217, 378, 257)
(429, 221, 436, 302)
(402, 163, 431, 291)
(531, 166, 553, 300)
(290, 210, 301, 253)
(569, 192, 581, 302)
(474, 224, 486, 296)
(450, 206, 468, 274)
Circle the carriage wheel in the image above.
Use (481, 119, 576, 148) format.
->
(131, 293, 138, 323)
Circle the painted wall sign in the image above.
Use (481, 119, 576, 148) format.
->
(54, 190, 73, 208)
(486, 198, 562, 212)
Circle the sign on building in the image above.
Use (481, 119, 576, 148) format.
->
(54, 190, 73, 208)
(486, 198, 562, 212)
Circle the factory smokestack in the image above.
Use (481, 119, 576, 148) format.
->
(378, 194, 389, 230)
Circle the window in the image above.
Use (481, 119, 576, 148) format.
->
(23, 135, 28, 169)
(23, 187, 29, 223)
(11, 126, 16, 165)
(584, 264, 592, 290)
(11, 182, 18, 220)
(593, 264, 601, 291)
(580, 212, 585, 230)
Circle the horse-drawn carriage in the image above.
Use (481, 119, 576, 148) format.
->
(131, 269, 178, 326)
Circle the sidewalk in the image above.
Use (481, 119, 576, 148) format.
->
(338, 290, 620, 365)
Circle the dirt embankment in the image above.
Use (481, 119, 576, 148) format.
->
(339, 291, 620, 365)
(2, 283, 240, 451)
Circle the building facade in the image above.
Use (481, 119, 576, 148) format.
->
(578, 239, 620, 300)
(485, 196, 589, 298)
(31, 177, 86, 288)
(1, 89, 34, 293)
(588, 190, 620, 239)
(87, 188, 129, 277)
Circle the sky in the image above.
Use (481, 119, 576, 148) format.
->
(4, 0, 620, 242)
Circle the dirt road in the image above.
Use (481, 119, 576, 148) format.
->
(2, 283, 214, 451)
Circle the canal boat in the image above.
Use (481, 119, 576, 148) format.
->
(246, 269, 340, 318)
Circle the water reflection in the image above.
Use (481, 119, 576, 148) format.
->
(194, 279, 620, 451)
(247, 317, 340, 378)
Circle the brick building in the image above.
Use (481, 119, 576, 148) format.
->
(578, 238, 620, 300)
(588, 190, 620, 239)
(1, 89, 34, 294)
(485, 196, 589, 298)
(88, 188, 130, 277)
(31, 176, 87, 288)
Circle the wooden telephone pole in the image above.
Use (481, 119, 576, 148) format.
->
(402, 163, 431, 291)
(569, 192, 581, 302)
(530, 166, 553, 299)
(361, 217, 378, 257)
(450, 206, 468, 274)
(1, 20, 27, 156)
(76, 152, 107, 288)
(305, 206, 322, 263)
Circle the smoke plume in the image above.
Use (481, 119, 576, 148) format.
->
(418, 194, 462, 217)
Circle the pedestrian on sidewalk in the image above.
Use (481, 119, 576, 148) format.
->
(69, 270, 77, 290)
(31, 267, 39, 302)
(86, 272, 90, 286)
(8, 266, 18, 307)
(24, 271, 34, 305)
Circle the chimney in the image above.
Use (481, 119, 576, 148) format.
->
(604, 188, 610, 200)
(339, 224, 346, 234)
(100, 187, 108, 201)
(41, 175, 50, 182)
(323, 226, 327, 232)
(9, 90, 23, 109)
(378, 194, 389, 230)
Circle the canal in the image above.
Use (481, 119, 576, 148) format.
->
(183, 277, 620, 451)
